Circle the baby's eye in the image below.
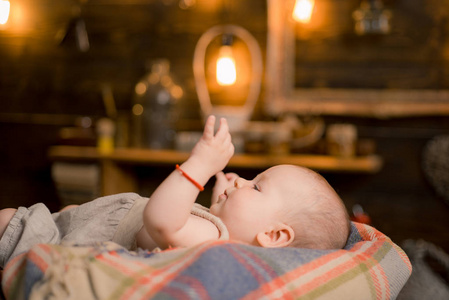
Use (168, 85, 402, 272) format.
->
(253, 184, 260, 191)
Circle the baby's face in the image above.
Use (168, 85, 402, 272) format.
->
(210, 165, 305, 245)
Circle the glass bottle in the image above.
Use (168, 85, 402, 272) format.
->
(131, 59, 183, 149)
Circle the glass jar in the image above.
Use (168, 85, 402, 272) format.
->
(131, 59, 183, 149)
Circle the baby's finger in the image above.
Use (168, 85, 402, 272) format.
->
(215, 171, 226, 181)
(215, 118, 229, 139)
(225, 172, 238, 181)
(222, 132, 234, 153)
(223, 130, 232, 144)
(203, 115, 216, 140)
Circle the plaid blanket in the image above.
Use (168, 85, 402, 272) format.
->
(2, 222, 411, 300)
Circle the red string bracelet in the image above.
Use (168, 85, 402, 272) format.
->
(175, 164, 204, 191)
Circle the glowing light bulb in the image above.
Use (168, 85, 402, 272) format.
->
(0, 0, 10, 25)
(292, 0, 315, 23)
(216, 45, 237, 86)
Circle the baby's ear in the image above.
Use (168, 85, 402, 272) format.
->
(256, 224, 295, 248)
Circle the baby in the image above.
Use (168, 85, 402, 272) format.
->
(0, 115, 350, 269)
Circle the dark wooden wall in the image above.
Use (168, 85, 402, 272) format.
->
(294, 0, 449, 90)
(0, 0, 267, 118)
(1, 0, 449, 253)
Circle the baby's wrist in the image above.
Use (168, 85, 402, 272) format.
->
(181, 157, 215, 183)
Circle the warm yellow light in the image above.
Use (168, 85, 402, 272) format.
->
(292, 0, 315, 23)
(135, 82, 147, 95)
(0, 0, 10, 25)
(132, 104, 144, 116)
(216, 45, 237, 86)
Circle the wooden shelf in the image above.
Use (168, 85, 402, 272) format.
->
(48, 146, 383, 196)
(49, 146, 383, 173)
(49, 146, 382, 173)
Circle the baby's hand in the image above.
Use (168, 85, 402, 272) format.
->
(190, 115, 234, 177)
(211, 171, 238, 205)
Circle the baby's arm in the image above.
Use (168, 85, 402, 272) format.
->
(143, 116, 234, 248)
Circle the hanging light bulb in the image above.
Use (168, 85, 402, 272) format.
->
(0, 0, 10, 25)
(292, 0, 315, 23)
(216, 34, 237, 86)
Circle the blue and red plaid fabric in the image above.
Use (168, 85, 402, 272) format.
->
(2, 222, 411, 299)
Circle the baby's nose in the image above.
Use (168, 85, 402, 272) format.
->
(234, 177, 249, 188)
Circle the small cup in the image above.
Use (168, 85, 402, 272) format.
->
(326, 124, 357, 157)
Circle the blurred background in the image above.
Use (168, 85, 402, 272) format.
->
(1, 0, 449, 257)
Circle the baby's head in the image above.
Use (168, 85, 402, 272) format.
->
(210, 165, 350, 249)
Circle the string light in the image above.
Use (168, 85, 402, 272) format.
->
(0, 0, 10, 25)
(292, 0, 315, 23)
